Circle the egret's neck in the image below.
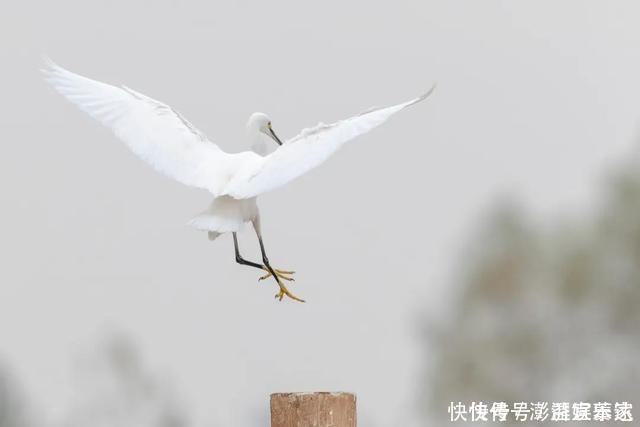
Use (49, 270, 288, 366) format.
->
(247, 126, 268, 156)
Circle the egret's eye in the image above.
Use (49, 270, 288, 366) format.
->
(268, 122, 272, 128)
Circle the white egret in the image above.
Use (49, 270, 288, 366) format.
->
(43, 59, 435, 302)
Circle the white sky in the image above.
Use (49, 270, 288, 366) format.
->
(2, 1, 640, 426)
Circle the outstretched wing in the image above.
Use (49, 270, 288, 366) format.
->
(43, 59, 258, 196)
(223, 86, 435, 199)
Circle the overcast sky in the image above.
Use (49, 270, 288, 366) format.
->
(2, 1, 640, 426)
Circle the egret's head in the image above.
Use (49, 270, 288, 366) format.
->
(247, 112, 282, 146)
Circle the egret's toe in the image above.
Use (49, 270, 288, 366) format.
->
(259, 267, 295, 282)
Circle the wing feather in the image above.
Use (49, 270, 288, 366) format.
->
(223, 85, 435, 199)
(43, 59, 257, 196)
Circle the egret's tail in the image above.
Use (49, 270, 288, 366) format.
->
(187, 211, 245, 239)
(187, 196, 258, 240)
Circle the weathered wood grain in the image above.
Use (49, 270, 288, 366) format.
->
(270, 392, 356, 427)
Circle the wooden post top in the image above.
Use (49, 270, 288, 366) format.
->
(270, 392, 356, 427)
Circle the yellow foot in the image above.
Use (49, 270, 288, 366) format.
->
(274, 280, 305, 303)
(259, 267, 295, 282)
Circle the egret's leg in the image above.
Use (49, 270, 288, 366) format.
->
(233, 232, 262, 269)
(233, 233, 295, 281)
(253, 224, 305, 303)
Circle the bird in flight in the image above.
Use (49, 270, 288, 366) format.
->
(44, 59, 435, 303)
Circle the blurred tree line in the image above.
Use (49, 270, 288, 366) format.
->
(0, 335, 188, 427)
(63, 334, 188, 427)
(421, 157, 640, 425)
(0, 364, 30, 427)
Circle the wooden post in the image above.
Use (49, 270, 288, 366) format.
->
(270, 392, 356, 427)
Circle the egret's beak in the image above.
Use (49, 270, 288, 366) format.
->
(268, 124, 283, 146)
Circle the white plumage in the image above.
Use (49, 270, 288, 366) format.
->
(44, 58, 434, 301)
(188, 196, 259, 241)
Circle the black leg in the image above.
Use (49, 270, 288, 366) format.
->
(233, 232, 264, 271)
(257, 235, 280, 285)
